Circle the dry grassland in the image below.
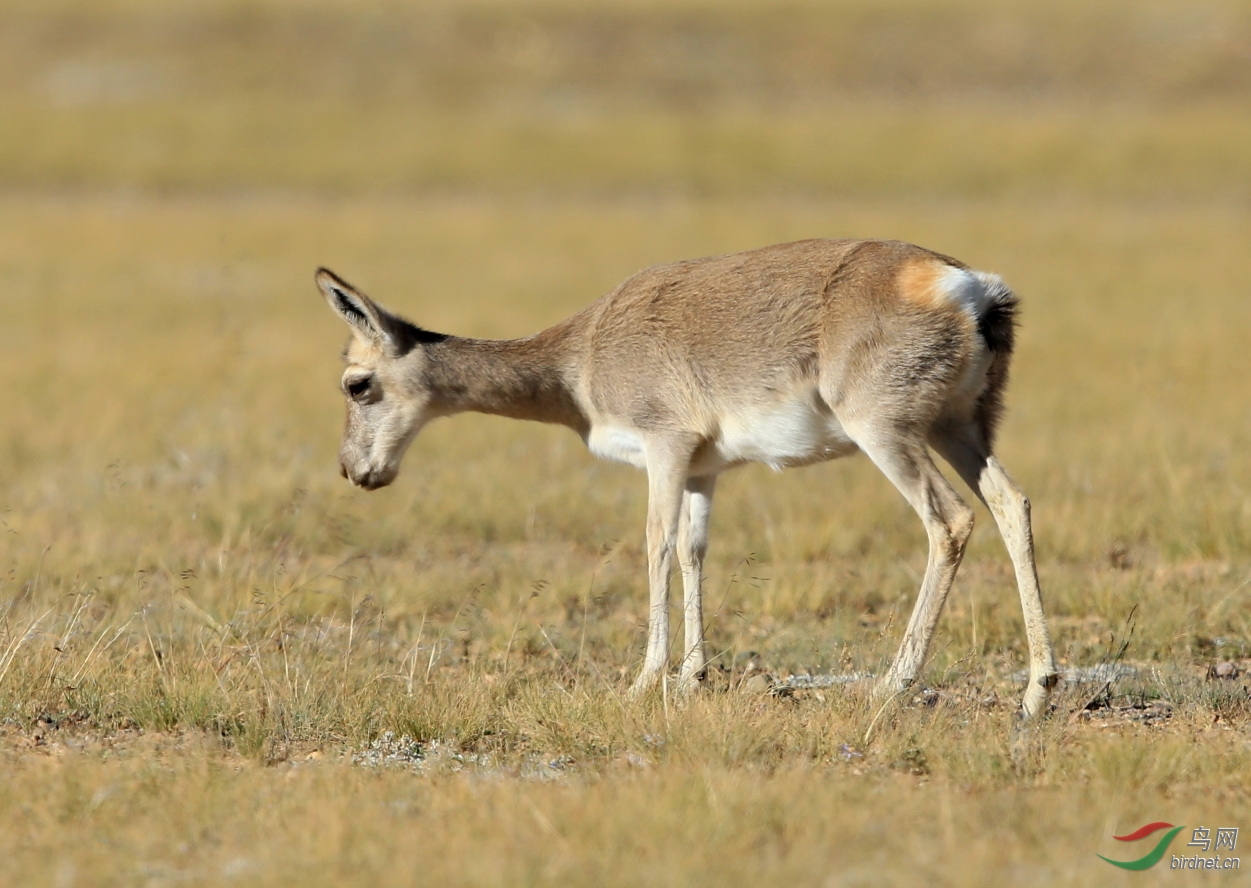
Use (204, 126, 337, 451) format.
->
(1, 1, 1250, 885)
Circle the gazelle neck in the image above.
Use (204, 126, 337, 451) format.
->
(424, 328, 587, 433)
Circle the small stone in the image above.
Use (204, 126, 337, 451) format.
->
(838, 743, 864, 761)
(914, 687, 940, 707)
(1208, 661, 1240, 680)
(740, 673, 775, 695)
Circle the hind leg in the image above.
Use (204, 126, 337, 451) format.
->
(850, 425, 976, 699)
(932, 425, 1059, 719)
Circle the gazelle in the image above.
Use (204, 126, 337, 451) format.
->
(317, 238, 1059, 719)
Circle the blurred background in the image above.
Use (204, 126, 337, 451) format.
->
(4, 0, 1248, 197)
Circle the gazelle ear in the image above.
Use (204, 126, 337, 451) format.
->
(316, 268, 399, 353)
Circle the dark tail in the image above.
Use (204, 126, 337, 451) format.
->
(974, 276, 1019, 449)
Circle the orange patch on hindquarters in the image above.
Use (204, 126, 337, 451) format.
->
(896, 258, 961, 311)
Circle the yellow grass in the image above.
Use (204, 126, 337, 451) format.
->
(2, 0, 1250, 885)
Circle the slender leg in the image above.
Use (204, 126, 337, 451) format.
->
(676, 474, 717, 690)
(628, 443, 690, 697)
(852, 430, 975, 700)
(932, 428, 1059, 719)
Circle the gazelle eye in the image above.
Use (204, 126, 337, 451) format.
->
(345, 376, 373, 400)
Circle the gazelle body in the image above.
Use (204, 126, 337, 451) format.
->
(318, 238, 1059, 718)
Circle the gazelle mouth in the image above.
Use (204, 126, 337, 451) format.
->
(347, 468, 395, 491)
(358, 475, 392, 491)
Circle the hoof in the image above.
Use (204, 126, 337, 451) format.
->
(627, 670, 662, 699)
(871, 672, 912, 702)
(1019, 673, 1059, 721)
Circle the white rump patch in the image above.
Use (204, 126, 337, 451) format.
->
(936, 267, 1000, 409)
(937, 266, 1001, 321)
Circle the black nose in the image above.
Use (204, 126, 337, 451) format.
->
(339, 461, 348, 479)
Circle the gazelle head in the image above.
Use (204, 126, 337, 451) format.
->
(316, 269, 443, 490)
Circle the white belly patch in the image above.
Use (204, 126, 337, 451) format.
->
(710, 395, 857, 472)
(586, 393, 858, 474)
(587, 425, 649, 469)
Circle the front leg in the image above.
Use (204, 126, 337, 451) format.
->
(677, 474, 717, 691)
(628, 443, 691, 697)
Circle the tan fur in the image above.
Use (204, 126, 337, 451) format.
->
(896, 257, 954, 310)
(317, 238, 1059, 719)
